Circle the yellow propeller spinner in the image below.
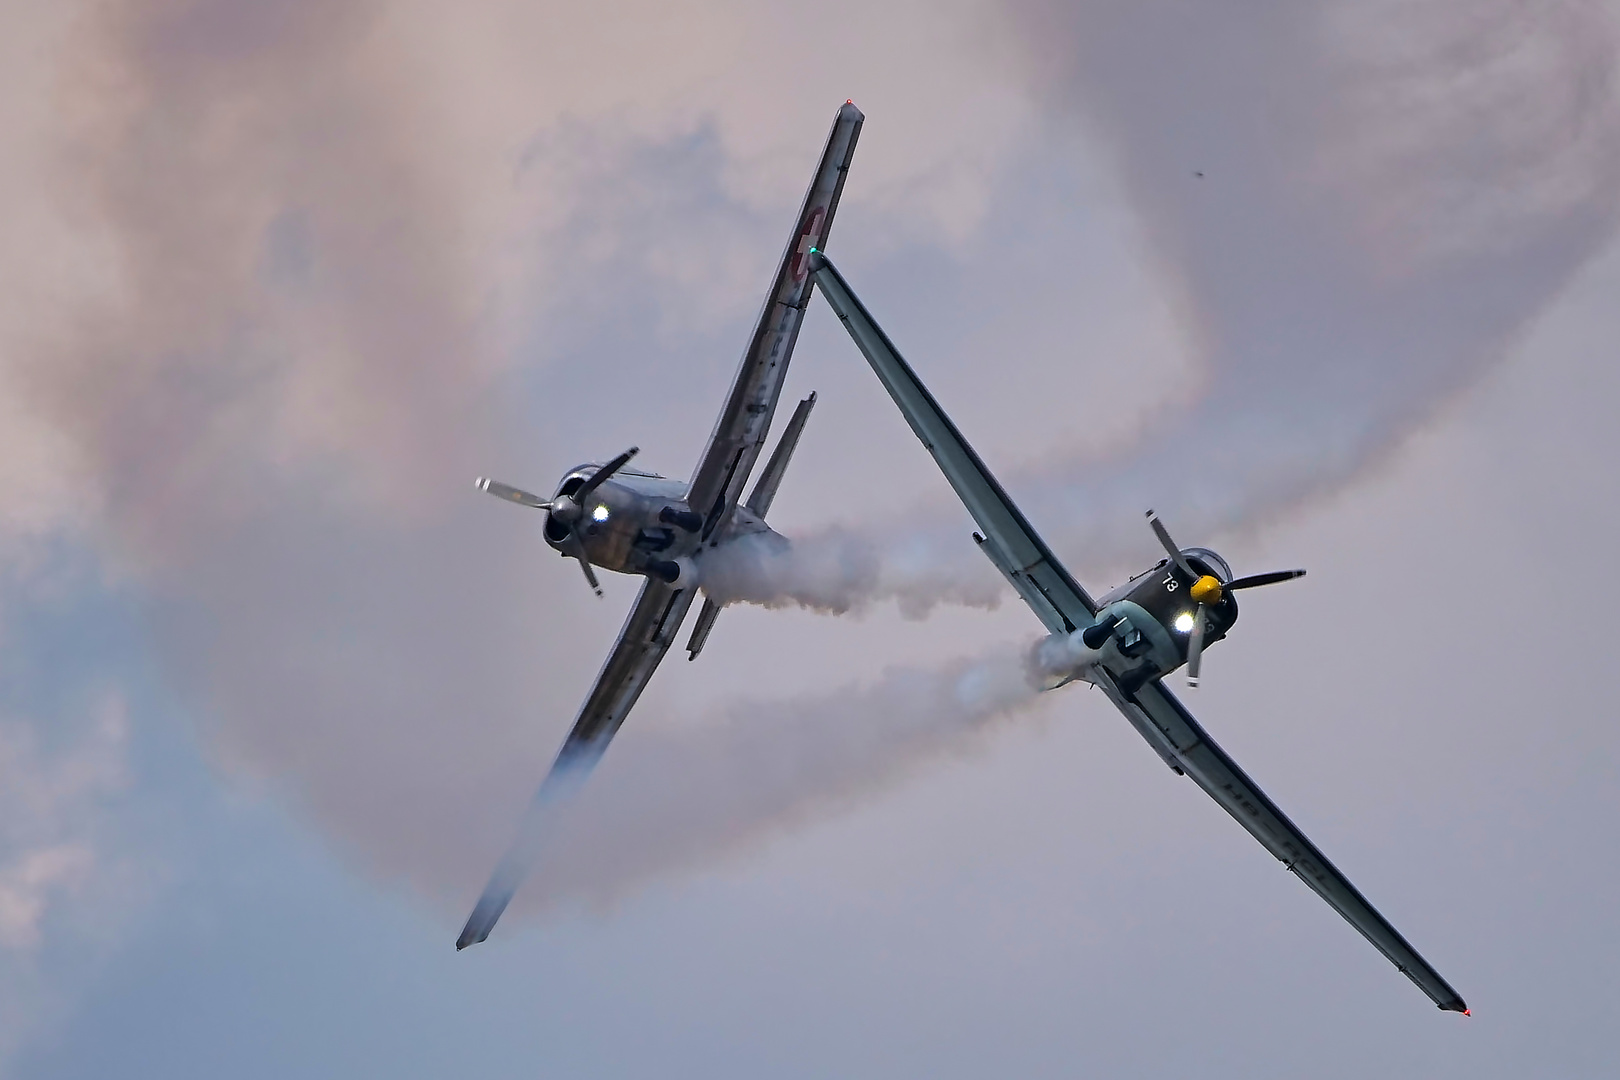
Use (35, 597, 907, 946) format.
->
(1189, 575, 1224, 606)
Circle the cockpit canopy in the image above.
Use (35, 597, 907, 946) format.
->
(553, 467, 594, 502)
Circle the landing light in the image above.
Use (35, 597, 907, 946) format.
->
(1173, 611, 1197, 634)
(592, 504, 611, 523)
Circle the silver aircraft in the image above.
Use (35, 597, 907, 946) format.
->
(456, 103, 864, 950)
(806, 249, 1469, 1014)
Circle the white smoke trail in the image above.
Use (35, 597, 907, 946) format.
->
(2, 0, 1617, 952)
(703, 0, 1620, 617)
(500, 642, 1045, 916)
(698, 527, 1004, 619)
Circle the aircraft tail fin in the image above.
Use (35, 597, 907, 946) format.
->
(687, 392, 816, 661)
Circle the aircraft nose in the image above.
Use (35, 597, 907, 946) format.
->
(1190, 575, 1224, 605)
(549, 495, 579, 524)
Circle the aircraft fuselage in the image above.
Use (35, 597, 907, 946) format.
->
(542, 464, 775, 586)
(1036, 548, 1241, 693)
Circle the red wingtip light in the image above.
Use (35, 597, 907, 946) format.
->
(1463, 1009, 1472, 1017)
(847, 99, 854, 104)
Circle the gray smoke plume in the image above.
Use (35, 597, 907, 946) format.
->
(500, 643, 1043, 916)
(1, 0, 1617, 943)
(698, 527, 1003, 619)
(4, 0, 548, 911)
(703, 0, 1620, 613)
(1006, 0, 1620, 557)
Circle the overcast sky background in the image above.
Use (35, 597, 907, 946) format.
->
(2, 1, 1619, 1076)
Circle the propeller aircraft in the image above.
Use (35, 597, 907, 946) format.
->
(455, 103, 863, 950)
(806, 248, 1469, 1014)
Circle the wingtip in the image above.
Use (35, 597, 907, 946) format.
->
(475, 477, 490, 491)
(456, 917, 492, 950)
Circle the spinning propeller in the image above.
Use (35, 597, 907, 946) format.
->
(475, 447, 640, 597)
(1146, 510, 1305, 687)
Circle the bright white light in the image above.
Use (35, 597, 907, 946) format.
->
(1173, 611, 1197, 633)
(591, 504, 611, 522)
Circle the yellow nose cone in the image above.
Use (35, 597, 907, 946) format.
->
(1190, 575, 1223, 605)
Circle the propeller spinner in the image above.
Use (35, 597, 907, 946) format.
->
(476, 446, 640, 597)
(1146, 510, 1305, 687)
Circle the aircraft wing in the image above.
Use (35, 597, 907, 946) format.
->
(807, 250, 1095, 633)
(811, 251, 1467, 1012)
(686, 103, 863, 542)
(457, 578, 696, 949)
(1113, 677, 1469, 1012)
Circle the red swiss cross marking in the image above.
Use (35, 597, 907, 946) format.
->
(789, 206, 826, 281)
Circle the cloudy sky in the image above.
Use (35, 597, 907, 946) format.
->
(3, 1, 1619, 1076)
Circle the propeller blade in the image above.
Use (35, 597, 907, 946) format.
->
(1146, 510, 1196, 579)
(476, 477, 550, 510)
(1224, 569, 1307, 591)
(578, 557, 603, 597)
(552, 530, 604, 597)
(1186, 605, 1207, 688)
(574, 446, 640, 505)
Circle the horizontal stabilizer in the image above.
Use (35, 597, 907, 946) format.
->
(686, 597, 722, 661)
(686, 392, 815, 663)
(746, 392, 817, 517)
